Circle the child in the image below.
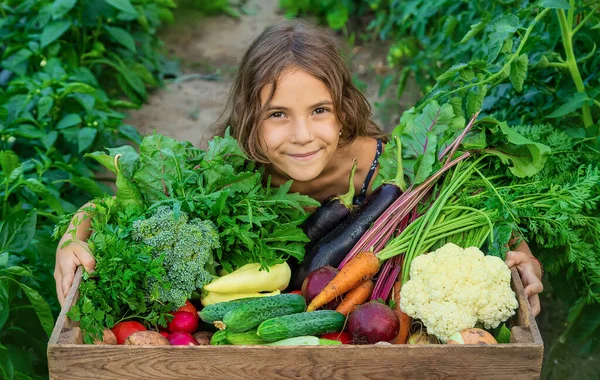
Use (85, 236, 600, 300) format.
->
(54, 20, 543, 315)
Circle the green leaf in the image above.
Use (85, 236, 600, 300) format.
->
(509, 54, 528, 92)
(23, 178, 64, 214)
(15, 281, 54, 337)
(541, 0, 571, 9)
(436, 63, 468, 83)
(104, 26, 136, 52)
(78, 127, 98, 153)
(460, 20, 487, 44)
(467, 84, 488, 116)
(0, 283, 9, 332)
(40, 20, 72, 48)
(0, 344, 14, 380)
(42, 130, 59, 149)
(50, 0, 77, 18)
(68, 177, 106, 198)
(546, 92, 591, 118)
(326, 5, 349, 30)
(0, 210, 37, 254)
(483, 119, 551, 177)
(37, 96, 54, 119)
(2, 266, 32, 277)
(486, 15, 519, 63)
(495, 324, 511, 343)
(104, 0, 138, 15)
(14, 125, 45, 139)
(0, 151, 20, 178)
(62, 82, 96, 95)
(56, 113, 82, 129)
(0, 49, 32, 75)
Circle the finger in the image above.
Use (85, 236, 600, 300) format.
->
(73, 244, 96, 274)
(54, 270, 65, 307)
(505, 250, 525, 268)
(62, 271, 74, 300)
(525, 281, 544, 297)
(529, 294, 541, 317)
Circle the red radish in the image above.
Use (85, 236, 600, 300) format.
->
(347, 301, 400, 344)
(111, 321, 147, 345)
(159, 331, 169, 338)
(301, 266, 341, 309)
(321, 332, 352, 344)
(168, 311, 199, 334)
(177, 300, 198, 319)
(167, 332, 198, 346)
(289, 290, 302, 295)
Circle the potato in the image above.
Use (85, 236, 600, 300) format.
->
(193, 331, 213, 345)
(124, 331, 170, 346)
(407, 331, 439, 344)
(94, 329, 117, 345)
(447, 328, 497, 345)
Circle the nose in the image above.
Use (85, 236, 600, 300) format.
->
(291, 117, 314, 144)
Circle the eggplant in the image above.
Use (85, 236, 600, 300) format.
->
(290, 182, 403, 290)
(287, 161, 357, 280)
(302, 160, 358, 251)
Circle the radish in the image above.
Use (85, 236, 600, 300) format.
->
(168, 311, 199, 334)
(347, 301, 399, 344)
(167, 332, 199, 346)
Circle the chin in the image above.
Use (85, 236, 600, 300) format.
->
(285, 168, 321, 182)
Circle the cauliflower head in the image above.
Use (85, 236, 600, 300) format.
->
(400, 243, 518, 341)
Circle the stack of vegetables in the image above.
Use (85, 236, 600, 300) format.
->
(56, 130, 319, 344)
(291, 100, 599, 345)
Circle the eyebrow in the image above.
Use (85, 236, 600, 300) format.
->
(267, 100, 333, 111)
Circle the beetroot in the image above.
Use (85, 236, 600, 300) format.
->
(166, 332, 198, 346)
(347, 301, 400, 344)
(168, 311, 199, 334)
(301, 266, 341, 310)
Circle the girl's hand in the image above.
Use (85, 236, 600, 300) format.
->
(54, 239, 95, 307)
(505, 250, 543, 317)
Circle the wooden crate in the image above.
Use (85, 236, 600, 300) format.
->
(47, 267, 543, 380)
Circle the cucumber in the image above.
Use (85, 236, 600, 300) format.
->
(199, 297, 260, 323)
(264, 336, 320, 346)
(225, 330, 268, 345)
(257, 310, 345, 342)
(222, 293, 306, 333)
(319, 338, 342, 346)
(209, 330, 230, 345)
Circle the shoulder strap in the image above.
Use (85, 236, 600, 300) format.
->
(353, 138, 383, 205)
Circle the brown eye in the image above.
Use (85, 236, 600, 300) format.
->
(313, 107, 328, 115)
(270, 112, 284, 118)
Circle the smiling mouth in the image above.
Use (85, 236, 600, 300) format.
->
(288, 149, 320, 160)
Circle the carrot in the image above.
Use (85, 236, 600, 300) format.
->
(307, 251, 380, 312)
(392, 275, 411, 344)
(335, 279, 374, 316)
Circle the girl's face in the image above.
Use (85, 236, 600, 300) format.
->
(259, 67, 341, 182)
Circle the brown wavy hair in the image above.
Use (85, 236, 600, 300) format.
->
(211, 19, 386, 163)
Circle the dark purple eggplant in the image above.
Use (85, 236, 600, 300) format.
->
(287, 161, 357, 282)
(290, 183, 403, 289)
(302, 160, 358, 251)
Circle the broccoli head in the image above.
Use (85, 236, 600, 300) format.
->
(131, 206, 220, 308)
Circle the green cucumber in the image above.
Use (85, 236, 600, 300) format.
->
(199, 297, 259, 323)
(209, 330, 230, 345)
(225, 330, 268, 345)
(319, 338, 342, 345)
(264, 336, 320, 346)
(257, 310, 345, 342)
(222, 293, 306, 333)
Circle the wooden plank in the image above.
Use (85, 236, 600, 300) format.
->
(48, 266, 82, 345)
(48, 344, 543, 380)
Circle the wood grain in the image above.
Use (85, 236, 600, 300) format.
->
(48, 344, 543, 380)
(48, 266, 82, 345)
(47, 264, 543, 379)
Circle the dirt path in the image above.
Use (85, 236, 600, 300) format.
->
(126, 0, 420, 149)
